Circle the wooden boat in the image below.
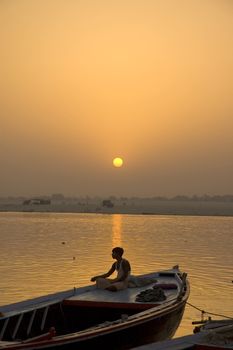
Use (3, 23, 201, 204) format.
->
(131, 318, 233, 349)
(0, 266, 189, 350)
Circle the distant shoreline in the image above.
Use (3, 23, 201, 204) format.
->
(0, 199, 233, 217)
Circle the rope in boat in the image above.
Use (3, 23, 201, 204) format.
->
(186, 301, 233, 320)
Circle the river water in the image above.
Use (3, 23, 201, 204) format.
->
(0, 212, 233, 338)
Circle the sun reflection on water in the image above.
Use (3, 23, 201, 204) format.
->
(112, 214, 122, 247)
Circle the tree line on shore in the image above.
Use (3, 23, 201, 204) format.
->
(1, 194, 233, 203)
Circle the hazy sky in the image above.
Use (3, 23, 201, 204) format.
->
(1, 0, 233, 197)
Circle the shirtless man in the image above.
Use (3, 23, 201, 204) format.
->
(91, 247, 131, 292)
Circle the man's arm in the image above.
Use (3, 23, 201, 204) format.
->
(91, 263, 116, 282)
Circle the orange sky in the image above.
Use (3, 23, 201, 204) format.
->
(0, 0, 233, 197)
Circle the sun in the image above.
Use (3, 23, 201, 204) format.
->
(113, 157, 124, 168)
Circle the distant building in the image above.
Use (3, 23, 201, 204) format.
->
(23, 198, 51, 205)
(102, 200, 114, 208)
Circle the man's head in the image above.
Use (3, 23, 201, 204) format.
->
(112, 247, 124, 258)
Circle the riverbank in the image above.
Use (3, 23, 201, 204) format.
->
(0, 198, 233, 216)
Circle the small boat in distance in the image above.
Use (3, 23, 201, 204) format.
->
(0, 266, 189, 350)
(132, 318, 233, 350)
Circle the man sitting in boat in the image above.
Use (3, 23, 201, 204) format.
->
(91, 247, 131, 292)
